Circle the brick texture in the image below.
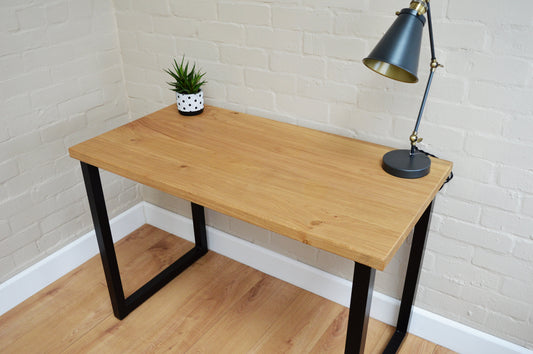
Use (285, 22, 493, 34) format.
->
(114, 0, 533, 349)
(0, 1, 140, 283)
(1, 0, 532, 349)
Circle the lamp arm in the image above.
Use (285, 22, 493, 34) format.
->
(410, 69, 435, 155)
(427, 0, 436, 60)
(409, 0, 442, 155)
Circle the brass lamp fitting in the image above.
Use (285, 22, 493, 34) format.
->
(409, 0, 428, 15)
(410, 132, 422, 146)
(430, 58, 443, 72)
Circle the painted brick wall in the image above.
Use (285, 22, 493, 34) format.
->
(2, 0, 532, 349)
(113, 0, 533, 348)
(0, 0, 141, 282)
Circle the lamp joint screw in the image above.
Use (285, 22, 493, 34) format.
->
(410, 133, 423, 146)
(430, 59, 443, 71)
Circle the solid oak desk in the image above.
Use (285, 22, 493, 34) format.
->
(69, 105, 452, 353)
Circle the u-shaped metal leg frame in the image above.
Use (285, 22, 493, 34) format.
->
(344, 201, 434, 353)
(81, 162, 208, 319)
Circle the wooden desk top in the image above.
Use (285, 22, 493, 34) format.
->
(69, 105, 452, 270)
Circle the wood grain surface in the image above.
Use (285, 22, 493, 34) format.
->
(69, 105, 452, 270)
(0, 225, 456, 353)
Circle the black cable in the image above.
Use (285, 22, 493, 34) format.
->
(413, 146, 454, 188)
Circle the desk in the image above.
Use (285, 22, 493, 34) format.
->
(69, 105, 452, 353)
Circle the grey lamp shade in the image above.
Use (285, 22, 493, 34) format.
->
(363, 8, 426, 83)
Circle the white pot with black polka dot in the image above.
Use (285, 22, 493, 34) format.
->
(176, 90, 204, 116)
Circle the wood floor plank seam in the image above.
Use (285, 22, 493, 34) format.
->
(0, 225, 456, 354)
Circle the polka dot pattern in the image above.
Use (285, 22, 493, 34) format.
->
(176, 90, 204, 114)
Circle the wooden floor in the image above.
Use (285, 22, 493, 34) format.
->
(0, 225, 455, 353)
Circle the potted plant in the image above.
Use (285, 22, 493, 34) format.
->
(165, 56, 207, 116)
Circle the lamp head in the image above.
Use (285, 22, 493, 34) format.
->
(363, 1, 428, 83)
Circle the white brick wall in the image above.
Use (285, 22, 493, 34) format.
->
(0, 0, 140, 283)
(113, 0, 533, 348)
(2, 0, 532, 350)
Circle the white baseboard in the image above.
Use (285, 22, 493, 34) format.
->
(144, 202, 530, 354)
(0, 203, 145, 316)
(1, 202, 530, 354)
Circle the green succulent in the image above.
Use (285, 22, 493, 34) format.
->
(164, 56, 207, 95)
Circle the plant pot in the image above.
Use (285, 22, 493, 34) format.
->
(176, 90, 204, 116)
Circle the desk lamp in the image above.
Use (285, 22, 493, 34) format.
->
(363, 0, 442, 178)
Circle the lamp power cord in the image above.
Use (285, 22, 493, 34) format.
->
(413, 146, 454, 188)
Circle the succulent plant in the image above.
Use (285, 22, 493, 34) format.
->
(164, 56, 207, 95)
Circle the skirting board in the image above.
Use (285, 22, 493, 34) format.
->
(1, 202, 530, 354)
(0, 203, 146, 317)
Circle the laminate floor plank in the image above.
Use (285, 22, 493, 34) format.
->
(0, 224, 188, 353)
(186, 276, 301, 353)
(0, 225, 455, 354)
(433, 344, 460, 354)
(250, 291, 344, 353)
(64, 252, 229, 353)
(397, 334, 437, 353)
(309, 308, 350, 353)
(115, 224, 196, 297)
(152, 263, 264, 352)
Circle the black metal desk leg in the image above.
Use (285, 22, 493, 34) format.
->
(345, 262, 376, 353)
(80, 162, 208, 320)
(81, 162, 127, 318)
(192, 202, 208, 252)
(384, 201, 434, 353)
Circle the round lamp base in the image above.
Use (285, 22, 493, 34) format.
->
(382, 149, 431, 179)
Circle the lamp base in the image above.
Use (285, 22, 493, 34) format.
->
(382, 149, 431, 179)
